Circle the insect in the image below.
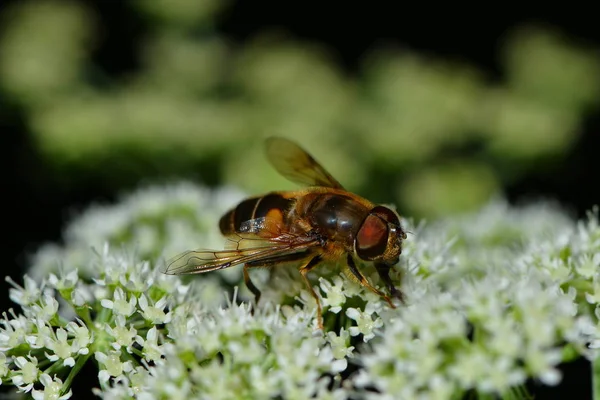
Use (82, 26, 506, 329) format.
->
(164, 137, 407, 330)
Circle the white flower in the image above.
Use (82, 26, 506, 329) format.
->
(538, 255, 572, 286)
(118, 260, 155, 293)
(48, 269, 79, 291)
(477, 356, 526, 393)
(523, 347, 563, 386)
(428, 374, 456, 400)
(45, 327, 76, 367)
(327, 328, 354, 359)
(485, 318, 523, 359)
(30, 293, 59, 321)
(135, 357, 192, 399)
(135, 326, 164, 363)
(0, 352, 9, 381)
(227, 338, 266, 364)
(346, 306, 383, 342)
(93, 384, 135, 400)
(26, 319, 53, 350)
(339, 276, 363, 299)
(575, 253, 600, 279)
(95, 351, 134, 383)
(128, 366, 152, 397)
(101, 287, 137, 317)
(66, 319, 92, 353)
(0, 311, 31, 351)
(448, 348, 491, 389)
(585, 273, 600, 304)
(319, 276, 346, 313)
(31, 374, 72, 400)
(6, 275, 41, 307)
(71, 285, 92, 307)
(106, 316, 137, 352)
(11, 354, 39, 392)
(138, 294, 172, 324)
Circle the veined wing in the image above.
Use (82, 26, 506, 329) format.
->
(265, 136, 344, 189)
(163, 225, 319, 275)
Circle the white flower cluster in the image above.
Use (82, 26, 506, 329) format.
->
(351, 202, 600, 399)
(96, 296, 347, 400)
(1, 244, 188, 399)
(1, 183, 599, 399)
(28, 181, 246, 283)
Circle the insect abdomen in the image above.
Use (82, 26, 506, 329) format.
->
(219, 193, 294, 235)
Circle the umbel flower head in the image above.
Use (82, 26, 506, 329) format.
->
(1, 182, 600, 399)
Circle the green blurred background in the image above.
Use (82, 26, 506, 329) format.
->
(3, 1, 600, 219)
(2, 2, 600, 296)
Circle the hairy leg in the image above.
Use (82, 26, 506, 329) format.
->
(299, 255, 324, 330)
(374, 262, 406, 304)
(243, 263, 263, 304)
(243, 250, 312, 304)
(347, 255, 396, 309)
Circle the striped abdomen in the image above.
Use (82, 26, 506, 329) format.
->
(219, 193, 295, 236)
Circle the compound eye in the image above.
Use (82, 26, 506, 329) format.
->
(370, 205, 401, 226)
(355, 214, 389, 261)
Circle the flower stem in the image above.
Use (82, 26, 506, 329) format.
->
(76, 305, 94, 327)
(62, 354, 91, 394)
(593, 356, 600, 400)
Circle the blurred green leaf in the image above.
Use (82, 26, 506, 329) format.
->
(355, 50, 485, 164)
(479, 89, 579, 161)
(134, 0, 226, 29)
(399, 161, 499, 218)
(0, 0, 93, 105)
(502, 25, 600, 112)
(1, 2, 598, 219)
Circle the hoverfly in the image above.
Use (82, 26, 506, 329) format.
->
(164, 137, 407, 330)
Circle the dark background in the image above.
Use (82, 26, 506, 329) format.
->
(1, 2, 598, 398)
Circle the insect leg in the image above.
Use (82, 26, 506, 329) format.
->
(299, 255, 324, 330)
(346, 255, 396, 309)
(374, 262, 406, 305)
(243, 264, 262, 304)
(243, 250, 313, 304)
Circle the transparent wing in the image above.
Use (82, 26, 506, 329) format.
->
(162, 227, 319, 275)
(265, 136, 344, 189)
